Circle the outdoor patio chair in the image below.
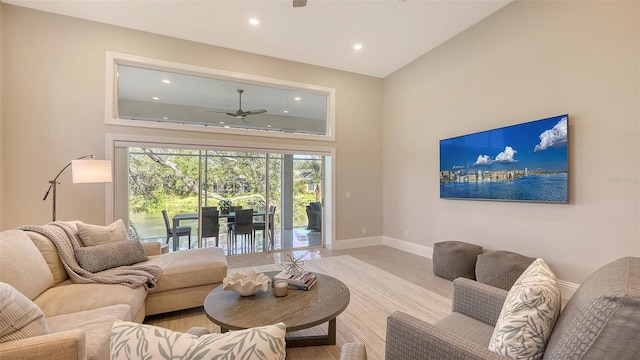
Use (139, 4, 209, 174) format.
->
(226, 205, 243, 235)
(162, 210, 192, 251)
(231, 209, 254, 253)
(201, 206, 220, 247)
(254, 205, 276, 250)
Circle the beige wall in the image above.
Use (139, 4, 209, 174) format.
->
(383, 0, 640, 284)
(0, 5, 384, 243)
(3, 2, 638, 284)
(0, 3, 3, 229)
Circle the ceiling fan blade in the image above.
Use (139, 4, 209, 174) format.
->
(221, 89, 267, 120)
(293, 0, 307, 7)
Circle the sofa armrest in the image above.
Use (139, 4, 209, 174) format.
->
(452, 278, 508, 327)
(0, 329, 87, 360)
(340, 343, 367, 360)
(386, 311, 506, 360)
(141, 241, 162, 256)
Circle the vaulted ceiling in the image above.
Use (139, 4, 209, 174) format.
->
(4, 0, 511, 78)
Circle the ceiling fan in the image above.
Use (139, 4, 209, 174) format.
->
(225, 89, 267, 124)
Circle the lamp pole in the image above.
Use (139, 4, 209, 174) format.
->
(42, 155, 94, 221)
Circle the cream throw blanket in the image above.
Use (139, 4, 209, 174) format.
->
(19, 222, 162, 290)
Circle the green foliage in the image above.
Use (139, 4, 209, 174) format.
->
(218, 199, 232, 212)
(127, 148, 322, 229)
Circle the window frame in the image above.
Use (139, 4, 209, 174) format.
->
(104, 133, 336, 250)
(105, 51, 336, 141)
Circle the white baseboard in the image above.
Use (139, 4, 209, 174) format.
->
(557, 279, 580, 301)
(333, 235, 580, 301)
(329, 235, 382, 250)
(382, 236, 433, 259)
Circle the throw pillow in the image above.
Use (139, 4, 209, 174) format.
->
(488, 258, 561, 360)
(0, 282, 50, 342)
(111, 320, 286, 360)
(75, 240, 148, 273)
(77, 219, 129, 247)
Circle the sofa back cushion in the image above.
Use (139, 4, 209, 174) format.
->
(0, 282, 50, 342)
(25, 231, 69, 285)
(0, 230, 54, 300)
(543, 257, 640, 360)
(76, 219, 129, 247)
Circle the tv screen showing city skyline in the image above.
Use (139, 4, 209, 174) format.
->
(440, 114, 568, 203)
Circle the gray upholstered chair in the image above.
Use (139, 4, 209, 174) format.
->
(385, 256, 640, 360)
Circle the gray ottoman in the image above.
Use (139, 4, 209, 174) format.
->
(475, 250, 535, 290)
(432, 241, 483, 281)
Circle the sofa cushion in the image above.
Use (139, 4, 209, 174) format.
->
(34, 282, 146, 322)
(110, 320, 286, 360)
(489, 258, 561, 360)
(77, 219, 128, 247)
(75, 240, 148, 273)
(0, 282, 50, 342)
(0, 230, 54, 300)
(47, 304, 131, 360)
(142, 247, 227, 293)
(543, 257, 640, 360)
(435, 312, 494, 347)
(25, 231, 69, 285)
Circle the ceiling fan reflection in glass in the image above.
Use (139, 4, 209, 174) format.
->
(116, 65, 328, 135)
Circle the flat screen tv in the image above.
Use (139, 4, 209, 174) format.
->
(439, 114, 568, 203)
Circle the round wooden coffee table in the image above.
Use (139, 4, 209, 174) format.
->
(204, 271, 350, 348)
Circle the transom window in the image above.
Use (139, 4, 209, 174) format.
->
(106, 52, 336, 141)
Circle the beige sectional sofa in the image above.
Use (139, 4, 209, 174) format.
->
(0, 221, 228, 360)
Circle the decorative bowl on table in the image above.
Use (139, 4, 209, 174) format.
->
(222, 269, 271, 296)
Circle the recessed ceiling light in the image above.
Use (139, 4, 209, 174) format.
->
(162, 79, 171, 84)
(152, 97, 159, 100)
(294, 97, 301, 101)
(162, 117, 168, 120)
(249, 18, 260, 26)
(283, 110, 289, 113)
(219, 121, 225, 124)
(267, 125, 272, 128)
(353, 43, 363, 50)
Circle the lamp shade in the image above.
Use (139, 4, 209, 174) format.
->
(71, 160, 112, 184)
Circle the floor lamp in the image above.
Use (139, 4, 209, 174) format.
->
(42, 155, 113, 221)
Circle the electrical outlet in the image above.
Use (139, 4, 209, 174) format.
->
(362, 226, 366, 234)
(346, 191, 351, 199)
(404, 230, 409, 238)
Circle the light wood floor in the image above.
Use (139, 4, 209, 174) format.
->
(144, 245, 454, 359)
(226, 245, 454, 300)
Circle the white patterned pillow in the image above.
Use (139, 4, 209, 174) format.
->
(488, 258, 561, 360)
(0, 282, 50, 342)
(111, 320, 286, 360)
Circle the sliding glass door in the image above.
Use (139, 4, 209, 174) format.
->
(114, 143, 326, 255)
